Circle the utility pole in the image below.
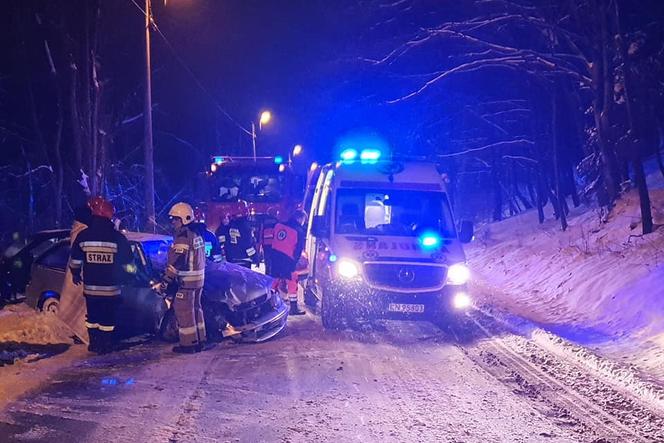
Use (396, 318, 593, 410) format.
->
(144, 0, 156, 231)
(251, 122, 257, 160)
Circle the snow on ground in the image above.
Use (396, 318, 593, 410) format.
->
(0, 303, 80, 408)
(0, 304, 73, 345)
(467, 173, 664, 383)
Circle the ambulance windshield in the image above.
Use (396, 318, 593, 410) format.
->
(335, 189, 456, 237)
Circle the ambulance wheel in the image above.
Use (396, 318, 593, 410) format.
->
(321, 289, 344, 330)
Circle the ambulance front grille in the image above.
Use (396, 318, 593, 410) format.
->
(362, 263, 447, 291)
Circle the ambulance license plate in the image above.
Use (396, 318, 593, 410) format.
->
(388, 303, 425, 314)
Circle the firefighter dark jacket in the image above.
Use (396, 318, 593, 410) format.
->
(164, 225, 206, 290)
(269, 219, 305, 279)
(216, 218, 257, 263)
(69, 216, 134, 297)
(190, 222, 222, 261)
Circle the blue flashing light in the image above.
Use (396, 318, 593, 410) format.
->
(340, 149, 358, 162)
(419, 232, 442, 250)
(328, 254, 338, 263)
(213, 156, 225, 165)
(274, 155, 284, 165)
(360, 149, 381, 161)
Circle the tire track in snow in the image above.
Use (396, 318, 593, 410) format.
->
(456, 310, 664, 442)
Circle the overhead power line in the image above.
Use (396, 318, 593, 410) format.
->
(128, 0, 252, 136)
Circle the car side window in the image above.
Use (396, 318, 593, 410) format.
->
(37, 242, 71, 270)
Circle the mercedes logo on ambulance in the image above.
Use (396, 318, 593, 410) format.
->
(398, 267, 415, 283)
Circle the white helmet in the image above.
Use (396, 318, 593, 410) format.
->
(168, 202, 195, 225)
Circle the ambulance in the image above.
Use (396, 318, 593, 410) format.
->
(304, 149, 474, 329)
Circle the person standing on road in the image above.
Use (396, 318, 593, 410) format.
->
(69, 197, 134, 354)
(155, 202, 209, 354)
(191, 208, 223, 263)
(269, 209, 307, 315)
(216, 202, 258, 268)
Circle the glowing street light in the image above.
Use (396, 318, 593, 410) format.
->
(289, 144, 304, 165)
(251, 109, 272, 160)
(259, 111, 272, 128)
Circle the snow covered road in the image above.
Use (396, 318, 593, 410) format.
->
(1, 309, 663, 442)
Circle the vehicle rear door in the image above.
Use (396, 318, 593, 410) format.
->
(24, 240, 70, 309)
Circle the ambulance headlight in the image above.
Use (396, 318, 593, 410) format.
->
(446, 263, 470, 285)
(452, 292, 472, 310)
(337, 258, 360, 279)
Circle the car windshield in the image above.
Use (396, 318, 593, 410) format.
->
(335, 189, 456, 237)
(210, 171, 285, 203)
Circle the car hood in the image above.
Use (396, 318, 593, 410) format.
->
(203, 262, 274, 309)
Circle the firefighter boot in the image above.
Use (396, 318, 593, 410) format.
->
(97, 331, 114, 354)
(87, 329, 101, 353)
(172, 345, 198, 354)
(196, 342, 217, 352)
(290, 300, 306, 316)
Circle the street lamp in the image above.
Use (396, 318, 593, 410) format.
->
(251, 110, 272, 160)
(289, 144, 303, 164)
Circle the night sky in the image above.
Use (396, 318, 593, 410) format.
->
(146, 0, 376, 168)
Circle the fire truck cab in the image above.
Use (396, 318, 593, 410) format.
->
(304, 150, 474, 330)
(198, 156, 304, 257)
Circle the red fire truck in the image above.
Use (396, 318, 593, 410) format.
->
(197, 155, 305, 246)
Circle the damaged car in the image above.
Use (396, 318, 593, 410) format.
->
(23, 231, 288, 343)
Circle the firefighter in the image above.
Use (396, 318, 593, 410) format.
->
(191, 208, 223, 262)
(154, 202, 210, 354)
(270, 209, 307, 315)
(216, 202, 257, 268)
(69, 197, 134, 354)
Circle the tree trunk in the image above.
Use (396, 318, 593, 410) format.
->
(552, 89, 568, 231)
(21, 146, 35, 233)
(568, 164, 580, 208)
(590, 4, 621, 205)
(614, 1, 653, 235)
(491, 162, 502, 222)
(53, 104, 64, 227)
(657, 123, 664, 180)
(69, 60, 83, 173)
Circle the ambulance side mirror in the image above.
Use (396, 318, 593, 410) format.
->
(311, 215, 330, 238)
(459, 220, 474, 244)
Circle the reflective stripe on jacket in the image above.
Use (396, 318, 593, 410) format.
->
(69, 217, 133, 297)
(165, 226, 206, 289)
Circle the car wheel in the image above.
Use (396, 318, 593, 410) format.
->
(42, 297, 60, 315)
(321, 288, 344, 330)
(159, 309, 179, 343)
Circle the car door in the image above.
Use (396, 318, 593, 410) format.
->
(115, 241, 168, 338)
(24, 240, 70, 311)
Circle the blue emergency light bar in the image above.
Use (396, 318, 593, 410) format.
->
(340, 149, 358, 161)
(339, 148, 383, 164)
(360, 149, 381, 161)
(212, 156, 225, 165)
(274, 155, 284, 165)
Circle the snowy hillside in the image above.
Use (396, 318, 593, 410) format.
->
(467, 174, 664, 380)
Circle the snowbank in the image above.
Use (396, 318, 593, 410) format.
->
(467, 185, 664, 380)
(0, 304, 73, 345)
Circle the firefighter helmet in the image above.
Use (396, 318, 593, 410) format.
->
(169, 202, 195, 225)
(88, 196, 115, 219)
